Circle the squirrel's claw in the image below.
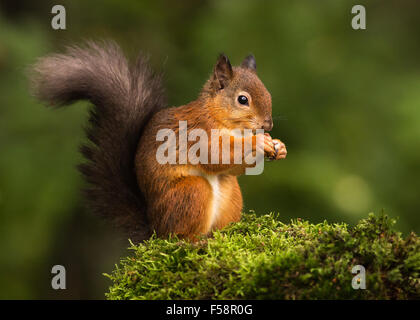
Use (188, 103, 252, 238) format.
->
(272, 139, 287, 160)
(263, 134, 276, 158)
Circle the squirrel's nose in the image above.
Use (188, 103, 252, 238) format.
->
(263, 118, 273, 132)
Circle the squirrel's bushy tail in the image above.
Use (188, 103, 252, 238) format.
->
(29, 41, 165, 242)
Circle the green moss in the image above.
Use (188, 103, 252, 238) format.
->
(105, 213, 420, 299)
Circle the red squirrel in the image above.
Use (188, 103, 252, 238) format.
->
(29, 41, 287, 242)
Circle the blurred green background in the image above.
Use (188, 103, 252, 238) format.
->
(0, 0, 419, 299)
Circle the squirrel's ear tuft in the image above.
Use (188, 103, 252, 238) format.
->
(212, 53, 233, 90)
(241, 54, 257, 71)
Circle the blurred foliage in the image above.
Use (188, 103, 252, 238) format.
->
(0, 0, 419, 298)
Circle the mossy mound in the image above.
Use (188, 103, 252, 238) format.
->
(105, 213, 420, 299)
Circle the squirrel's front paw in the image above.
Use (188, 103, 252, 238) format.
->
(272, 139, 287, 160)
(262, 133, 276, 158)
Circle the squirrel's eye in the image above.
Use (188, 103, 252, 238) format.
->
(237, 95, 249, 106)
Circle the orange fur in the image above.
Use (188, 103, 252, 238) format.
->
(135, 54, 285, 240)
(30, 42, 286, 243)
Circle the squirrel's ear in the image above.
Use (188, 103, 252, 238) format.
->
(212, 54, 233, 90)
(241, 54, 257, 71)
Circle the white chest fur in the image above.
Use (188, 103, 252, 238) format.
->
(206, 174, 222, 227)
(188, 168, 221, 227)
